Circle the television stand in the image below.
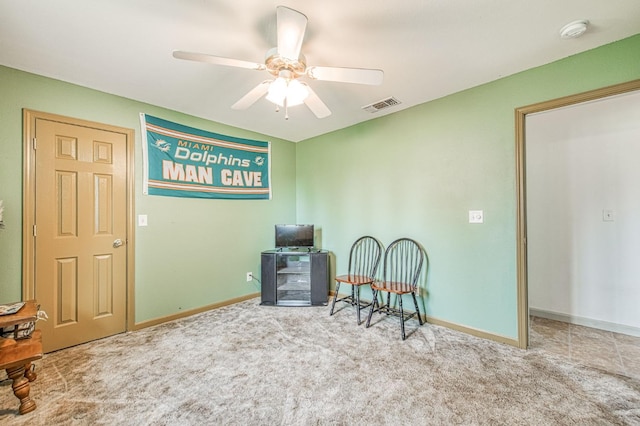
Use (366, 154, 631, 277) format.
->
(260, 250, 329, 306)
(276, 247, 315, 252)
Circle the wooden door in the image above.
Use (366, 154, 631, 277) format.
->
(26, 112, 132, 353)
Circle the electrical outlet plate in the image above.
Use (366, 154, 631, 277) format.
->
(469, 210, 483, 224)
(246, 272, 252, 282)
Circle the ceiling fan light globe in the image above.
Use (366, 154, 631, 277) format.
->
(266, 77, 309, 107)
(266, 77, 288, 106)
(286, 79, 309, 106)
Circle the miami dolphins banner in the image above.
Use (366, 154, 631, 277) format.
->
(140, 114, 271, 199)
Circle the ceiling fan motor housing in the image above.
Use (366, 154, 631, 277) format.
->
(265, 47, 306, 78)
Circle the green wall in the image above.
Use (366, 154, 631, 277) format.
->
(296, 34, 640, 340)
(0, 66, 297, 322)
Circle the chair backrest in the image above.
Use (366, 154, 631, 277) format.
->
(383, 238, 424, 288)
(348, 236, 383, 279)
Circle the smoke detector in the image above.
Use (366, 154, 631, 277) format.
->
(559, 20, 589, 39)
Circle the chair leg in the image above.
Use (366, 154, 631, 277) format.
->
(329, 282, 341, 315)
(399, 295, 406, 340)
(355, 285, 362, 325)
(365, 289, 378, 328)
(412, 292, 423, 325)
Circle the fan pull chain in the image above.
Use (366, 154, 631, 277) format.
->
(272, 96, 290, 120)
(284, 97, 289, 120)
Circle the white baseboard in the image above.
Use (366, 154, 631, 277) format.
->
(530, 308, 640, 337)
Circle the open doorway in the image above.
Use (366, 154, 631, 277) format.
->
(515, 79, 640, 350)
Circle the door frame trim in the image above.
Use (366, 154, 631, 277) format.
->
(515, 79, 640, 349)
(22, 109, 136, 332)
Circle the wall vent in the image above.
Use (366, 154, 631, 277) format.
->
(362, 97, 401, 113)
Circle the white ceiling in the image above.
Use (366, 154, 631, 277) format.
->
(1, 1, 639, 142)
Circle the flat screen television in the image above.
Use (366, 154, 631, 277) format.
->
(275, 224, 314, 249)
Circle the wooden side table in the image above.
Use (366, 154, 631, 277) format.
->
(0, 300, 43, 415)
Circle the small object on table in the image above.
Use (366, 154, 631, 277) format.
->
(0, 302, 25, 316)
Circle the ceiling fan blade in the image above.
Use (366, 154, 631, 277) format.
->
(276, 6, 307, 61)
(173, 50, 266, 71)
(302, 84, 331, 119)
(231, 81, 272, 110)
(306, 66, 384, 86)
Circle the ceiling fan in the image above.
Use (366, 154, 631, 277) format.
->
(173, 6, 383, 119)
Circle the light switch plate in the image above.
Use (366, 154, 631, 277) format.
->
(469, 210, 483, 224)
(138, 214, 148, 227)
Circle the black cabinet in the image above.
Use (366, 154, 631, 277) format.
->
(261, 250, 329, 306)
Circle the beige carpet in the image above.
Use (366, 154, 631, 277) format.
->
(1, 298, 639, 425)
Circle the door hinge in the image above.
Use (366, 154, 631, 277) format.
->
(33, 224, 37, 236)
(32, 138, 37, 150)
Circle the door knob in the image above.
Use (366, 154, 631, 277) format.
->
(113, 239, 124, 248)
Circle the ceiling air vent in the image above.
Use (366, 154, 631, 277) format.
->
(362, 97, 401, 113)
